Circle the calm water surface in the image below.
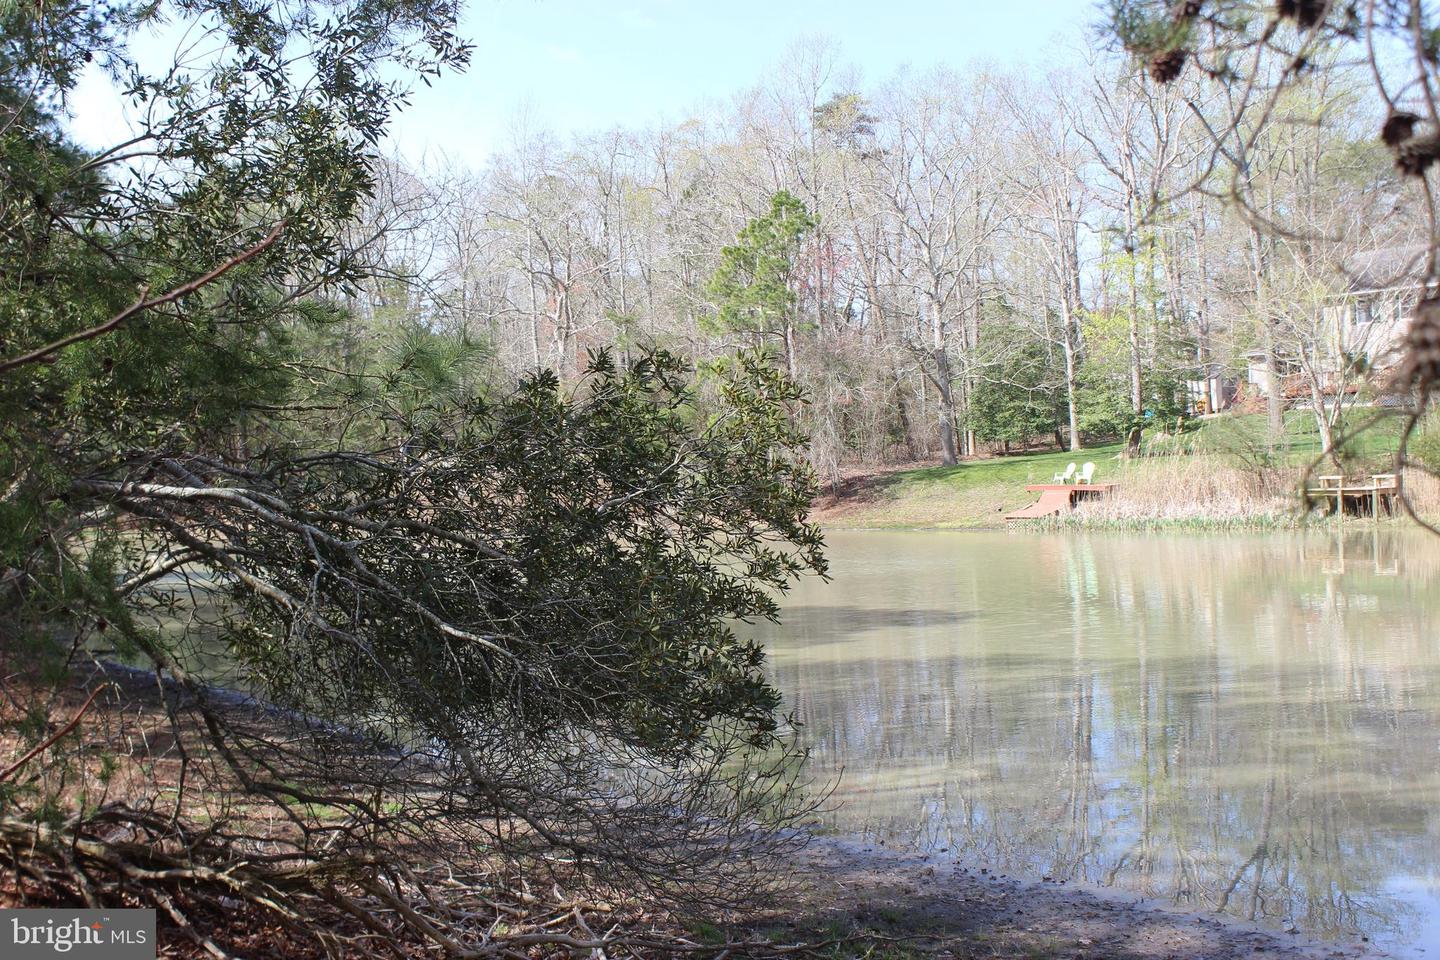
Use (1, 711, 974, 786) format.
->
(753, 529, 1440, 955)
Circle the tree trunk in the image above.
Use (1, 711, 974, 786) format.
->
(1125, 426, 1144, 458)
(1060, 295, 1082, 452)
(1126, 211, 1144, 458)
(1311, 395, 1336, 464)
(896, 384, 918, 461)
(935, 349, 959, 467)
(1250, 225, 1284, 448)
(1263, 324, 1285, 443)
(1300, 352, 1340, 467)
(930, 299, 958, 466)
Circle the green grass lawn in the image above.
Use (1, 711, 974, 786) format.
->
(823, 443, 1127, 529)
(820, 410, 1413, 530)
(883, 443, 1127, 496)
(1174, 408, 1406, 462)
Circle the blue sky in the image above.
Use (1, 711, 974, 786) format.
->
(68, 1, 1100, 163)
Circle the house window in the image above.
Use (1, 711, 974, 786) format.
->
(1354, 300, 1373, 325)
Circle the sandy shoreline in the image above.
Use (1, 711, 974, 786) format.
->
(771, 834, 1396, 960)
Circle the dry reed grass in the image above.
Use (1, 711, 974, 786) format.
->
(1066, 455, 1440, 528)
(1071, 455, 1297, 525)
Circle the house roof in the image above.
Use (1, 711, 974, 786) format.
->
(1342, 244, 1429, 293)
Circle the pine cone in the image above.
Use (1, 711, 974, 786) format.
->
(1278, 0, 1325, 29)
(1382, 111, 1419, 147)
(1149, 49, 1188, 84)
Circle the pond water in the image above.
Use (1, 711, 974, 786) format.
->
(752, 529, 1440, 955)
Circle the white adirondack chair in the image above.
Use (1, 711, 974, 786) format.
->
(1076, 462, 1096, 484)
(1053, 462, 1077, 484)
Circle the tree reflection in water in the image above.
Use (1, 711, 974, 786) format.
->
(756, 529, 1440, 951)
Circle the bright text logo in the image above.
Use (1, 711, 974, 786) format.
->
(2, 910, 155, 959)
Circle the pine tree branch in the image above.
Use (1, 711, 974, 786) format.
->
(0, 223, 285, 377)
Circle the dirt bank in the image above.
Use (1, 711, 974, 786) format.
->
(767, 837, 1392, 960)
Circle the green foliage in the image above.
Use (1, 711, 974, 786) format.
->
(813, 93, 878, 150)
(1074, 311, 1138, 439)
(1194, 411, 1286, 474)
(1407, 410, 1440, 475)
(177, 349, 825, 756)
(1074, 309, 1191, 441)
(969, 334, 1064, 446)
(0, 0, 471, 670)
(705, 191, 816, 342)
(1075, 374, 1136, 440)
(290, 294, 496, 445)
(0, 0, 472, 451)
(1146, 346, 1196, 423)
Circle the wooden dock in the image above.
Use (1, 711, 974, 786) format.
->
(1304, 474, 1400, 518)
(1005, 483, 1116, 521)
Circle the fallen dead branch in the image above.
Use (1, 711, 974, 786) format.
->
(0, 663, 842, 959)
